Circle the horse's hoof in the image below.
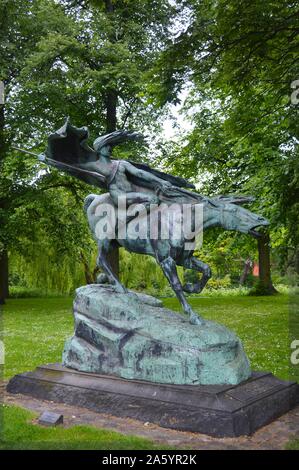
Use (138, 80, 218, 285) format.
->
(189, 313, 205, 326)
(114, 285, 128, 294)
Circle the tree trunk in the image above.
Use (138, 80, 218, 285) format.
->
(104, 0, 114, 13)
(80, 251, 96, 285)
(294, 249, 299, 275)
(254, 232, 277, 295)
(0, 249, 9, 304)
(0, 89, 8, 304)
(102, 0, 120, 278)
(106, 89, 117, 133)
(239, 258, 252, 285)
(105, 88, 119, 276)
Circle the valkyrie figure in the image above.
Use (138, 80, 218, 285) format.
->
(38, 118, 204, 211)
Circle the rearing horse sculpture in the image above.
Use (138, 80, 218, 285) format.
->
(84, 191, 268, 325)
(24, 119, 269, 325)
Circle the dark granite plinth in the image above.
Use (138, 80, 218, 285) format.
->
(6, 363, 299, 437)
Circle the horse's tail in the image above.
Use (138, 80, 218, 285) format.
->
(83, 194, 97, 213)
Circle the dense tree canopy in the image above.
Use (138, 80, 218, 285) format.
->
(0, 0, 177, 301)
(153, 0, 299, 279)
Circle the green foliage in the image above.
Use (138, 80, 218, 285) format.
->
(192, 286, 250, 298)
(1, 0, 298, 294)
(205, 275, 231, 290)
(152, 0, 299, 278)
(9, 287, 65, 298)
(1, 0, 177, 296)
(120, 250, 175, 295)
(285, 438, 299, 450)
(9, 0, 175, 140)
(4, 179, 95, 294)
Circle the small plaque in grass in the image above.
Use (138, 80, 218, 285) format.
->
(38, 411, 63, 426)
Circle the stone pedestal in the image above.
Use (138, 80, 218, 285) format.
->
(6, 364, 299, 437)
(62, 284, 251, 385)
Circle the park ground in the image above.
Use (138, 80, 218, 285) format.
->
(1, 292, 299, 449)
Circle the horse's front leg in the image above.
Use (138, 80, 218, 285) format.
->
(97, 240, 127, 294)
(181, 257, 212, 294)
(158, 256, 205, 326)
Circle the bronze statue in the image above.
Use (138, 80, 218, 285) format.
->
(21, 119, 269, 325)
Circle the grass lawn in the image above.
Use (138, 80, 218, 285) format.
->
(0, 404, 167, 450)
(1, 293, 293, 381)
(0, 292, 296, 449)
(285, 438, 299, 450)
(2, 297, 74, 380)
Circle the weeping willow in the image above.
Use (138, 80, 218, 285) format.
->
(10, 248, 90, 295)
(10, 246, 183, 296)
(9, 222, 98, 295)
(119, 250, 184, 295)
(10, 195, 186, 296)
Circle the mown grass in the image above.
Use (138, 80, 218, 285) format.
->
(0, 292, 296, 449)
(285, 438, 299, 450)
(1, 297, 74, 380)
(0, 404, 167, 450)
(1, 293, 294, 381)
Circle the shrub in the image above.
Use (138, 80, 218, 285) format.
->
(9, 286, 68, 298)
(205, 274, 231, 290)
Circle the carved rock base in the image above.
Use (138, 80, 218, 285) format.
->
(62, 284, 251, 385)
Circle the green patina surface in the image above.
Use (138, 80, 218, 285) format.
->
(62, 284, 251, 385)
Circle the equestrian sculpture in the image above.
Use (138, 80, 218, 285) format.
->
(33, 119, 269, 325)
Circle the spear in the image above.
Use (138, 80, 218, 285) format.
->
(12, 146, 46, 161)
(12, 145, 107, 187)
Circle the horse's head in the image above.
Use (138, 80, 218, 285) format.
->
(205, 197, 269, 237)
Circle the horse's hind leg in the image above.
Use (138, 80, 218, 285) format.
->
(181, 257, 211, 294)
(158, 256, 205, 326)
(97, 240, 127, 294)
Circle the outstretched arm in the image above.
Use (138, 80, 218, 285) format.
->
(124, 161, 171, 188)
